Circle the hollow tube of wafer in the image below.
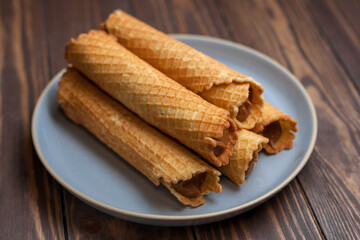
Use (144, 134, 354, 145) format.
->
(57, 68, 222, 207)
(252, 101, 297, 154)
(103, 10, 264, 129)
(65, 30, 237, 167)
(219, 130, 268, 185)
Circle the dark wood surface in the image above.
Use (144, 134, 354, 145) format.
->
(1, 0, 359, 239)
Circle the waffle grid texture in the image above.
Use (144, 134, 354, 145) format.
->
(104, 10, 264, 129)
(57, 68, 221, 207)
(252, 101, 298, 154)
(65, 30, 237, 166)
(219, 130, 268, 185)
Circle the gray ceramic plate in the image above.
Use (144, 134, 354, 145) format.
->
(32, 35, 317, 226)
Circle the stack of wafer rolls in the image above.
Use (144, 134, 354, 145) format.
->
(65, 30, 237, 167)
(58, 68, 222, 207)
(220, 102, 297, 185)
(102, 10, 264, 130)
(252, 102, 298, 154)
(58, 9, 300, 205)
(219, 130, 268, 185)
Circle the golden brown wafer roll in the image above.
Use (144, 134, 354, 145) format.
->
(252, 102, 298, 154)
(65, 30, 237, 167)
(103, 10, 264, 129)
(57, 68, 222, 207)
(219, 130, 268, 185)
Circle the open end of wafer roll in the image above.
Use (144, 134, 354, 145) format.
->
(205, 118, 238, 167)
(164, 171, 222, 207)
(234, 84, 264, 129)
(245, 151, 258, 177)
(199, 82, 263, 130)
(252, 102, 298, 154)
(172, 172, 208, 198)
(219, 130, 268, 185)
(261, 119, 297, 154)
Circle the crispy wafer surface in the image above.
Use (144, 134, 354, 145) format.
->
(57, 68, 222, 207)
(65, 30, 237, 166)
(104, 10, 264, 129)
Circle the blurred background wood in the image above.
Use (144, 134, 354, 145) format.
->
(0, 0, 359, 239)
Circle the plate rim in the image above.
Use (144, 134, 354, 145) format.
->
(32, 34, 318, 222)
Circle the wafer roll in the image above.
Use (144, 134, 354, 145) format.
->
(103, 10, 264, 129)
(252, 102, 298, 154)
(65, 30, 237, 167)
(57, 68, 222, 207)
(219, 130, 268, 185)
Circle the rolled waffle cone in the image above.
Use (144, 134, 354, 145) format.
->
(65, 30, 237, 167)
(103, 10, 264, 129)
(252, 102, 298, 154)
(219, 130, 268, 185)
(57, 68, 222, 207)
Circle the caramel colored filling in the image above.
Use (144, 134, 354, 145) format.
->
(213, 141, 226, 157)
(236, 89, 253, 122)
(172, 173, 207, 198)
(262, 121, 282, 147)
(245, 151, 258, 177)
(213, 128, 229, 157)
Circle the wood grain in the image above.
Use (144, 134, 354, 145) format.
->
(0, 0, 64, 239)
(309, 0, 360, 91)
(129, 0, 324, 238)
(1, 0, 359, 239)
(46, 0, 321, 239)
(214, 0, 360, 238)
(43, 0, 103, 73)
(44, 0, 194, 239)
(64, 192, 195, 240)
(194, 181, 322, 239)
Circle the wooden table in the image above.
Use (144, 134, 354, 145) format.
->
(1, 0, 359, 239)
